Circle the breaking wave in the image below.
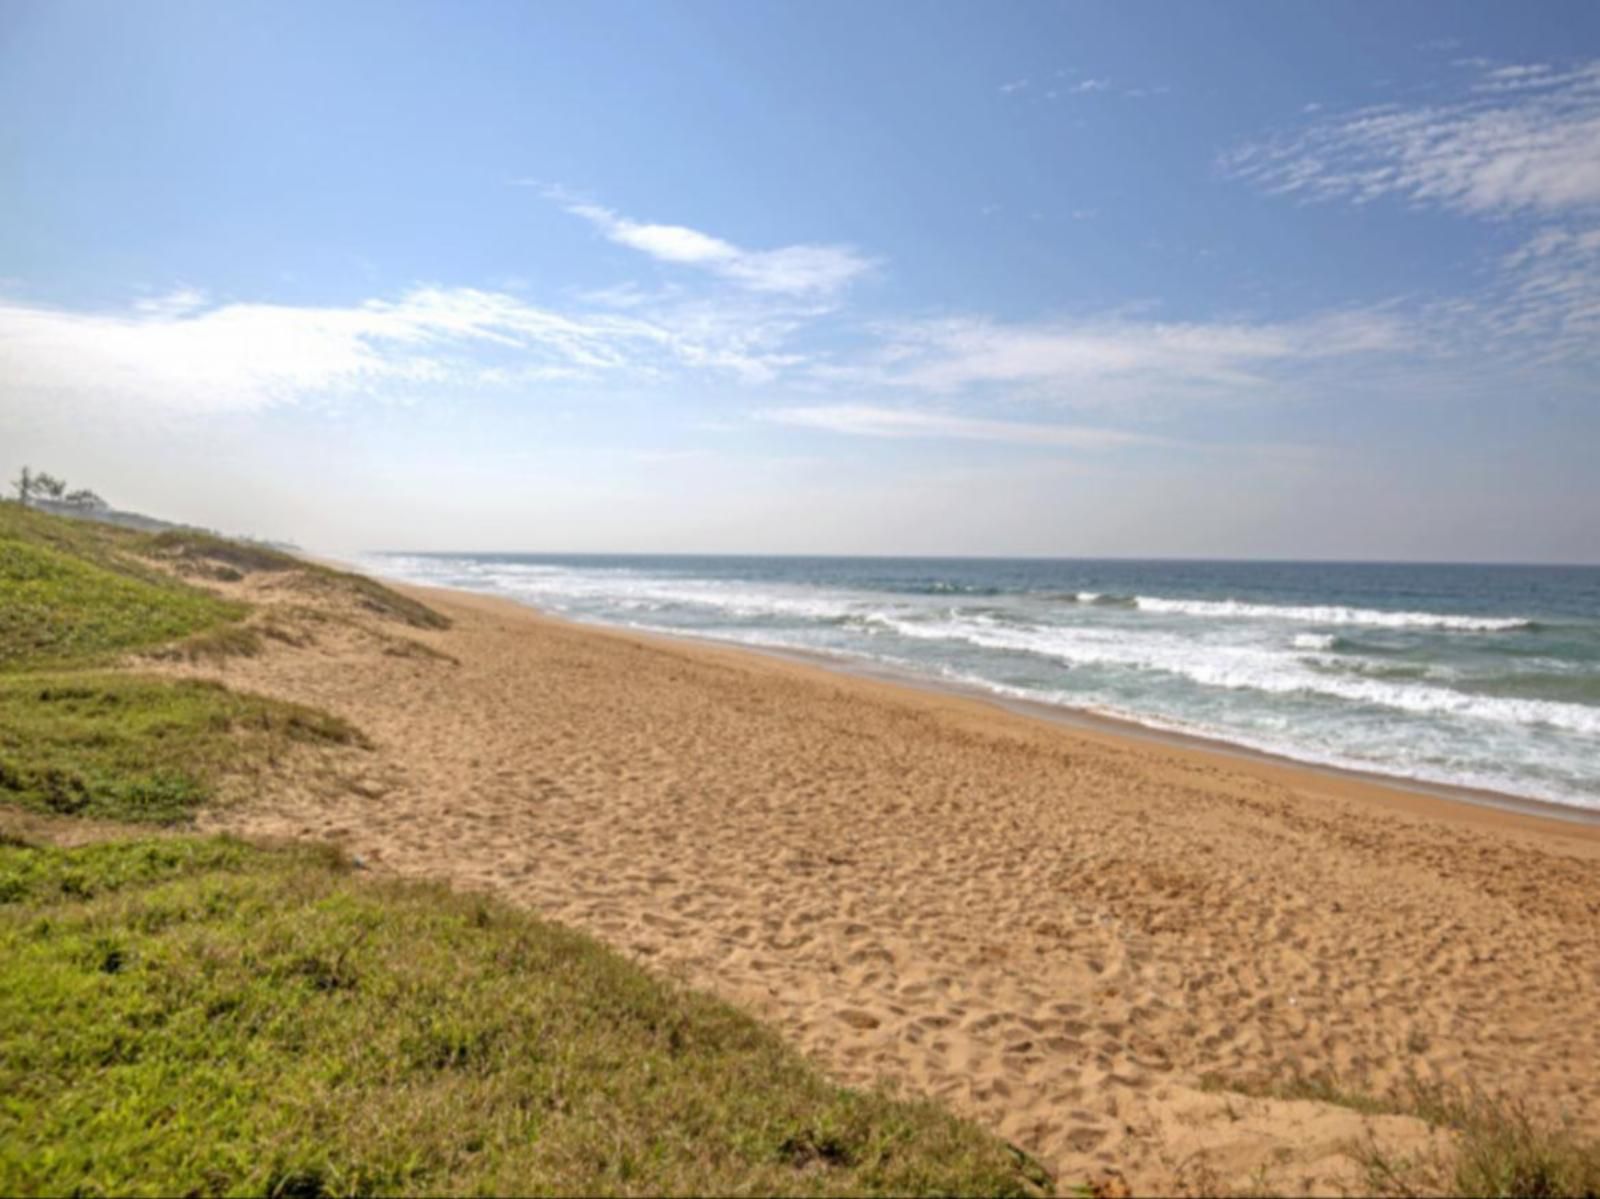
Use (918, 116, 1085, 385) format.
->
(1131, 596, 1531, 632)
(877, 618, 1600, 737)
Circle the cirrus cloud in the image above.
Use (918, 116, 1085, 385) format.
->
(0, 284, 810, 415)
(818, 308, 1413, 408)
(1224, 59, 1600, 217)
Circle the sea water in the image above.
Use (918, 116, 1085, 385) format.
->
(361, 553, 1600, 813)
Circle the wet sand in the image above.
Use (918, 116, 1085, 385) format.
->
(168, 569, 1600, 1195)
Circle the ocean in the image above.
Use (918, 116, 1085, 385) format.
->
(361, 553, 1600, 814)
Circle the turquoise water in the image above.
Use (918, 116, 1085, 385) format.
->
(363, 554, 1600, 812)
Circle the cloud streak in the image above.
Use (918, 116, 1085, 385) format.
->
(1225, 59, 1600, 216)
(562, 201, 875, 297)
(0, 284, 811, 414)
(765, 404, 1160, 449)
(1479, 222, 1600, 358)
(825, 309, 1412, 407)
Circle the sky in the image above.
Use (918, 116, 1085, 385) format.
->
(1, 1, 1598, 561)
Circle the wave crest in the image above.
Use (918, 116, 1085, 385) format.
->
(1133, 596, 1530, 632)
(1293, 633, 1339, 651)
(883, 618, 1599, 736)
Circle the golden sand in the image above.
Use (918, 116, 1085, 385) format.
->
(167, 571, 1599, 1195)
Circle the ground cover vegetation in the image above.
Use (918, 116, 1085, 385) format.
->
(0, 836, 1051, 1197)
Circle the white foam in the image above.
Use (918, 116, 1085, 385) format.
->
(1294, 633, 1337, 650)
(882, 662, 1600, 811)
(1132, 595, 1529, 632)
(880, 618, 1600, 737)
(485, 570, 866, 623)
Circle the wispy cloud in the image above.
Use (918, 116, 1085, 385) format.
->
(0, 284, 817, 414)
(560, 200, 875, 297)
(831, 309, 1411, 407)
(567, 205, 738, 265)
(765, 404, 1160, 449)
(1473, 62, 1584, 93)
(1479, 222, 1600, 358)
(999, 77, 1029, 95)
(1224, 58, 1600, 216)
(1070, 78, 1111, 94)
(1224, 59, 1600, 369)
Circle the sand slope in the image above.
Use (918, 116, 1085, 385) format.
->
(166, 574, 1599, 1195)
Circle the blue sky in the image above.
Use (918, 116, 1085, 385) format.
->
(2, 0, 1598, 560)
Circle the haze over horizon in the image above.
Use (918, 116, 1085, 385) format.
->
(3, 1, 1598, 563)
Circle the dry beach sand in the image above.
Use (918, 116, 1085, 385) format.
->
(161, 568, 1600, 1195)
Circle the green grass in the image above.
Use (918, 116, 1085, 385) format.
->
(0, 504, 367, 828)
(0, 538, 243, 672)
(0, 501, 176, 585)
(0, 837, 1051, 1198)
(1356, 1083, 1600, 1199)
(0, 674, 363, 824)
(0, 503, 440, 828)
(1448, 1108, 1600, 1199)
(0, 504, 446, 676)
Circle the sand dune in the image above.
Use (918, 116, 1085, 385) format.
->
(164, 571, 1599, 1195)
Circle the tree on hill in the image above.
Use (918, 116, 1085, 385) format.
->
(63, 488, 107, 510)
(10, 467, 105, 510)
(31, 472, 67, 502)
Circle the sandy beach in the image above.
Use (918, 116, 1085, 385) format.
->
(169, 568, 1600, 1195)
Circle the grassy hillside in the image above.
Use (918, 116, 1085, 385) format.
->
(0, 674, 361, 823)
(0, 500, 170, 580)
(0, 503, 375, 824)
(0, 836, 1050, 1198)
(0, 528, 242, 673)
(0, 503, 445, 678)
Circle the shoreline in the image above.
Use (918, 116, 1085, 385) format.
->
(771, 643, 1600, 831)
(361, 564, 1600, 838)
